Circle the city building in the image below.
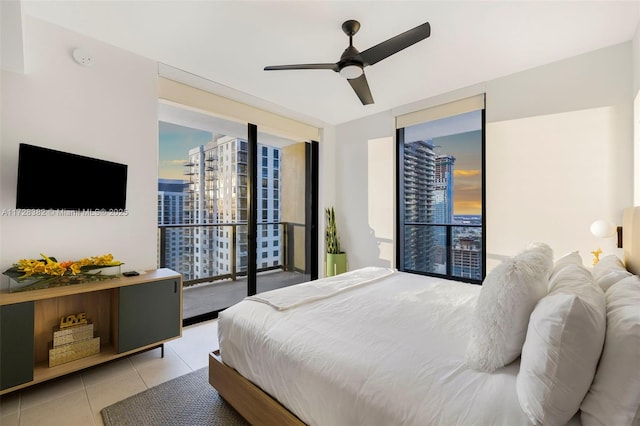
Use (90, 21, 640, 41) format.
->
(433, 154, 456, 264)
(157, 178, 188, 275)
(403, 140, 482, 279)
(174, 136, 281, 281)
(402, 139, 436, 272)
(183, 142, 218, 280)
(452, 234, 482, 280)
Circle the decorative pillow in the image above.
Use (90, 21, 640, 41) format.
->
(466, 243, 552, 372)
(517, 264, 606, 426)
(581, 275, 640, 426)
(592, 254, 631, 291)
(551, 251, 583, 280)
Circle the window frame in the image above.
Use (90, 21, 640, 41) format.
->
(395, 96, 486, 284)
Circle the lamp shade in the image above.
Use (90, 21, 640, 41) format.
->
(590, 220, 616, 238)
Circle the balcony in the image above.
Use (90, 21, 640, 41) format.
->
(182, 269, 308, 319)
(158, 221, 309, 322)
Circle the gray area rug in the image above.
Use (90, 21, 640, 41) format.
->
(101, 367, 249, 426)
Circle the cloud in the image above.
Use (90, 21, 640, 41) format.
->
(160, 159, 187, 166)
(454, 169, 481, 177)
(456, 183, 481, 192)
(454, 200, 482, 214)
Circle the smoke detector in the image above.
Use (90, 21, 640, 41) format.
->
(72, 48, 94, 66)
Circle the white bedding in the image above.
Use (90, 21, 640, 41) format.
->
(218, 268, 571, 426)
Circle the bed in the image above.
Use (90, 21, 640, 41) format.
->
(209, 206, 640, 426)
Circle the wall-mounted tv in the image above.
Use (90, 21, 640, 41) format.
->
(16, 143, 128, 210)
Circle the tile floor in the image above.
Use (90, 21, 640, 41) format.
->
(0, 319, 219, 426)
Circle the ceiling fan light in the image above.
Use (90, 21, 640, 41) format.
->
(339, 65, 363, 79)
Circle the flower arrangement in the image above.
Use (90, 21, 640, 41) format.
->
(3, 253, 123, 292)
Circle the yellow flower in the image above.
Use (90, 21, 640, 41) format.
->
(69, 263, 82, 275)
(12, 253, 121, 278)
(44, 263, 65, 276)
(17, 259, 45, 278)
(5, 253, 123, 292)
(91, 253, 123, 267)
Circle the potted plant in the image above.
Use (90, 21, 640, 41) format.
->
(325, 207, 347, 276)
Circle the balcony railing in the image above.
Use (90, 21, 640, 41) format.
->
(158, 221, 304, 287)
(402, 222, 483, 283)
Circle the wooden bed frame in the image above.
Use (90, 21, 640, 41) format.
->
(209, 206, 640, 426)
(208, 350, 305, 425)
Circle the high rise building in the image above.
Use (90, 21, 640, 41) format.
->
(452, 235, 482, 280)
(402, 139, 436, 272)
(157, 178, 188, 275)
(178, 137, 281, 281)
(183, 142, 218, 280)
(257, 145, 281, 270)
(433, 154, 456, 265)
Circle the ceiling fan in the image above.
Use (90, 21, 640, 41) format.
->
(264, 20, 431, 105)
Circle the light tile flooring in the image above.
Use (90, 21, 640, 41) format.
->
(0, 319, 219, 426)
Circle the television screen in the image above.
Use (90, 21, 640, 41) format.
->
(16, 143, 128, 210)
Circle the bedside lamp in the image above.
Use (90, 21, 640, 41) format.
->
(590, 219, 616, 265)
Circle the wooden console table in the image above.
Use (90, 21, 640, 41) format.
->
(0, 268, 182, 395)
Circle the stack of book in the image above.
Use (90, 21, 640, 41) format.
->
(49, 318, 100, 367)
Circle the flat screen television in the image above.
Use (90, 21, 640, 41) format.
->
(16, 143, 128, 210)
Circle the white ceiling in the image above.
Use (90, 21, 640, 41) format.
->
(21, 1, 640, 127)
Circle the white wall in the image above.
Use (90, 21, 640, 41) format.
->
(633, 16, 640, 96)
(334, 42, 634, 271)
(486, 106, 629, 266)
(334, 110, 394, 270)
(636, 92, 640, 205)
(486, 42, 632, 268)
(634, 21, 640, 204)
(319, 124, 337, 270)
(0, 0, 25, 74)
(0, 17, 159, 283)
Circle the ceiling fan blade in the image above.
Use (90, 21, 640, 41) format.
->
(359, 22, 431, 66)
(347, 73, 374, 105)
(264, 63, 338, 71)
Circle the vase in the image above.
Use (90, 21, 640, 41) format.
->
(8, 265, 122, 293)
(326, 252, 347, 277)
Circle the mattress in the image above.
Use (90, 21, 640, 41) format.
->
(218, 268, 535, 426)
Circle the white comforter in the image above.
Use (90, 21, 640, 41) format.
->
(218, 268, 533, 426)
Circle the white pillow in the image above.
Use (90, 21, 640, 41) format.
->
(592, 254, 631, 291)
(581, 275, 640, 426)
(466, 243, 552, 372)
(517, 264, 606, 426)
(551, 251, 583, 280)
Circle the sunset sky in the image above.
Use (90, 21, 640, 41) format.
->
(404, 110, 483, 216)
(160, 114, 483, 215)
(158, 121, 211, 180)
(435, 130, 483, 215)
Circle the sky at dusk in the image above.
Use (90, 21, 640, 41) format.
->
(160, 114, 482, 215)
(433, 130, 482, 215)
(404, 110, 483, 216)
(159, 121, 212, 180)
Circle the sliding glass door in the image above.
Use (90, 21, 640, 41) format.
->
(158, 103, 317, 324)
(254, 129, 317, 294)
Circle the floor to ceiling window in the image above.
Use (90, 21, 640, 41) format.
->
(157, 74, 319, 325)
(396, 95, 485, 283)
(255, 129, 316, 294)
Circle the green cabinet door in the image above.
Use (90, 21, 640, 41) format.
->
(118, 279, 181, 353)
(0, 302, 34, 390)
